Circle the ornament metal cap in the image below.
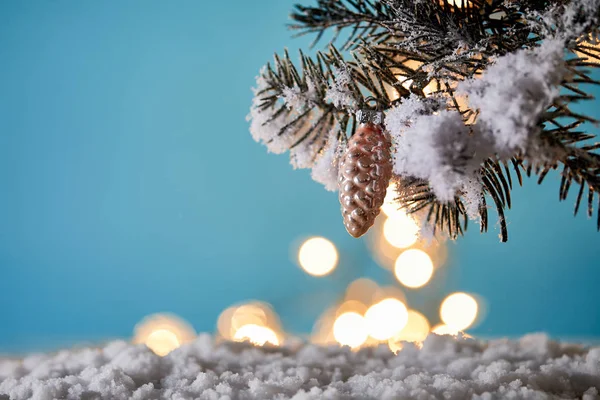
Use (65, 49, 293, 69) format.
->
(356, 109, 383, 125)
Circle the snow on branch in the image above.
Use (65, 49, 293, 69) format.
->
(389, 108, 486, 202)
(458, 39, 566, 160)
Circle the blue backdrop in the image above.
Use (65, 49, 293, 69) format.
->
(1, 0, 598, 353)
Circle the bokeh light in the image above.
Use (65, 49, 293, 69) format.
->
(381, 184, 401, 218)
(298, 237, 338, 276)
(145, 329, 180, 356)
(431, 324, 459, 335)
(431, 324, 473, 338)
(333, 312, 369, 348)
(383, 215, 419, 249)
(216, 301, 284, 344)
(133, 313, 196, 356)
(394, 249, 434, 288)
(575, 34, 600, 63)
(440, 292, 479, 331)
(393, 310, 430, 343)
(364, 298, 409, 341)
(344, 278, 380, 305)
(233, 324, 279, 346)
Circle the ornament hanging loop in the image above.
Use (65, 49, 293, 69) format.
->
(356, 109, 384, 125)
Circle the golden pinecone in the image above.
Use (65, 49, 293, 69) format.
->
(338, 122, 392, 238)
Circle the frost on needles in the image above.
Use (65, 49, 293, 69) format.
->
(248, 0, 600, 242)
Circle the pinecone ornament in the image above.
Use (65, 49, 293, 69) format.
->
(338, 111, 392, 238)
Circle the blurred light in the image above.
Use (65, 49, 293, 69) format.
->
(431, 324, 473, 338)
(394, 249, 434, 288)
(216, 306, 238, 339)
(217, 301, 284, 344)
(364, 298, 408, 341)
(372, 285, 407, 305)
(312, 307, 337, 345)
(423, 79, 438, 96)
(387, 339, 404, 354)
(337, 300, 368, 317)
(393, 310, 430, 343)
(145, 329, 180, 356)
(298, 237, 338, 276)
(344, 278, 379, 304)
(440, 292, 478, 331)
(381, 184, 402, 218)
(231, 303, 268, 332)
(383, 215, 419, 249)
(333, 312, 369, 348)
(575, 34, 600, 63)
(234, 324, 279, 346)
(431, 324, 459, 335)
(133, 313, 196, 356)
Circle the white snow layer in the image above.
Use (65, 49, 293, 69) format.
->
(2, 333, 600, 400)
(458, 40, 565, 159)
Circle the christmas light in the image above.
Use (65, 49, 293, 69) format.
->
(440, 292, 478, 331)
(431, 324, 473, 338)
(234, 324, 279, 346)
(383, 215, 419, 249)
(333, 312, 369, 348)
(394, 249, 434, 288)
(298, 237, 338, 276)
(133, 313, 196, 356)
(364, 298, 408, 341)
(391, 310, 430, 343)
(431, 324, 460, 335)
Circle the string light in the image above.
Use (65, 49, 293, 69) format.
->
(394, 249, 434, 288)
(364, 298, 409, 341)
(383, 215, 419, 249)
(133, 313, 196, 356)
(393, 310, 430, 343)
(333, 312, 369, 348)
(234, 324, 279, 346)
(440, 292, 479, 331)
(431, 324, 473, 338)
(298, 237, 338, 276)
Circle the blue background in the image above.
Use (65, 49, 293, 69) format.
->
(0, 1, 598, 353)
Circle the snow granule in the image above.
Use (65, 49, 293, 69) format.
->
(1, 333, 599, 400)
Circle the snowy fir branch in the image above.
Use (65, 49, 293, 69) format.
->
(249, 0, 600, 242)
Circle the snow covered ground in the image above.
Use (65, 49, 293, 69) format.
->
(1, 333, 599, 400)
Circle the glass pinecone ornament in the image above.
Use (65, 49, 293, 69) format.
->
(338, 111, 392, 238)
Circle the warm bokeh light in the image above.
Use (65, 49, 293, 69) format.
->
(216, 301, 284, 344)
(133, 313, 196, 356)
(336, 300, 368, 317)
(145, 329, 180, 356)
(344, 278, 379, 305)
(440, 292, 479, 331)
(231, 303, 268, 333)
(388, 309, 430, 353)
(394, 249, 434, 288)
(333, 312, 369, 348)
(364, 298, 409, 341)
(298, 237, 338, 276)
(234, 324, 279, 346)
(381, 184, 402, 219)
(383, 215, 419, 249)
(431, 324, 473, 338)
(431, 324, 459, 335)
(394, 310, 430, 343)
(575, 34, 600, 63)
